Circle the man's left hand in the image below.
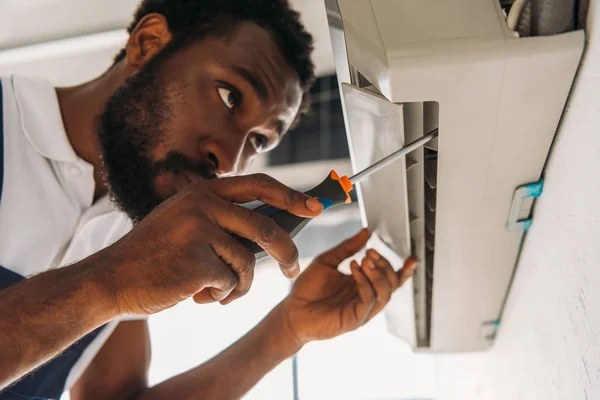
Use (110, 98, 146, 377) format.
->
(279, 229, 417, 345)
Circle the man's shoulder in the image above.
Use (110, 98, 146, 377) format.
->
(1, 74, 53, 104)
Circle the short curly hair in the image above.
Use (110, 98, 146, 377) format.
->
(114, 0, 316, 97)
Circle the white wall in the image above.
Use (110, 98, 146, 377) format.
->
(434, 3, 600, 399)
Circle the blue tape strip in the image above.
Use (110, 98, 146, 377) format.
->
(525, 179, 544, 198)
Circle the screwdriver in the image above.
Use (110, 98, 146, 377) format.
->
(239, 129, 439, 259)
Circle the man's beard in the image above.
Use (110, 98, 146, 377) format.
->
(98, 54, 215, 224)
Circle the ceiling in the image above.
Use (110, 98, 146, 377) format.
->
(0, 0, 336, 85)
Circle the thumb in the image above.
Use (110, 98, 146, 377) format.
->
(315, 228, 371, 268)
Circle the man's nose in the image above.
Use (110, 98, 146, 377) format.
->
(203, 138, 245, 176)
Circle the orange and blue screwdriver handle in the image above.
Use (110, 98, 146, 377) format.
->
(236, 170, 354, 258)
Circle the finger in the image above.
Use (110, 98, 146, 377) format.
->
(207, 201, 300, 279)
(350, 260, 375, 305)
(315, 228, 371, 268)
(192, 255, 239, 304)
(206, 174, 323, 218)
(361, 256, 393, 311)
(396, 256, 418, 289)
(349, 261, 376, 328)
(209, 230, 257, 305)
(366, 249, 399, 290)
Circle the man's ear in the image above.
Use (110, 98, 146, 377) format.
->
(125, 13, 173, 69)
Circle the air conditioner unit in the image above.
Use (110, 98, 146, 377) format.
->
(325, 0, 585, 352)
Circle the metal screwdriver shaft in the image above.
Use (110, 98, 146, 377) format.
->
(349, 129, 439, 184)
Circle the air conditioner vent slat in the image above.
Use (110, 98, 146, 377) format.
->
(425, 228, 435, 251)
(425, 182, 437, 212)
(425, 198, 436, 212)
(406, 157, 419, 170)
(425, 158, 438, 189)
(425, 216, 435, 234)
(425, 205, 436, 228)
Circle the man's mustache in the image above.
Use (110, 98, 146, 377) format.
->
(153, 152, 217, 180)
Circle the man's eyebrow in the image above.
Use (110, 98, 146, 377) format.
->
(231, 65, 268, 102)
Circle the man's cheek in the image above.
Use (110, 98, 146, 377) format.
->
(237, 152, 257, 174)
(151, 142, 174, 160)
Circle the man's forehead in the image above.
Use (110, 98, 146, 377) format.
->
(220, 23, 299, 89)
(217, 24, 304, 122)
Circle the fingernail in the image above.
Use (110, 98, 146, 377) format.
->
(370, 250, 381, 260)
(307, 197, 324, 212)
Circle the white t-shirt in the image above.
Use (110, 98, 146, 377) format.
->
(0, 75, 134, 399)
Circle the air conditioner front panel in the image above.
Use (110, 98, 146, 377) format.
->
(341, 83, 411, 260)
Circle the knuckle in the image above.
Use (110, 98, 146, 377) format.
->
(373, 276, 389, 291)
(250, 173, 276, 191)
(171, 215, 202, 239)
(225, 271, 239, 290)
(283, 187, 301, 209)
(232, 265, 253, 296)
(212, 233, 229, 248)
(257, 217, 280, 244)
(238, 251, 257, 274)
(235, 285, 251, 298)
(230, 248, 256, 277)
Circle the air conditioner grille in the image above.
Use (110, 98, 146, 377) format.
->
(424, 147, 438, 340)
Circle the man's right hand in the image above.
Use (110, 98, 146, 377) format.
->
(100, 174, 323, 316)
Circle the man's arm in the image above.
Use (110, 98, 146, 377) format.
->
(72, 230, 417, 400)
(0, 251, 119, 388)
(0, 175, 320, 389)
(70, 320, 151, 400)
(136, 304, 300, 400)
(71, 305, 299, 400)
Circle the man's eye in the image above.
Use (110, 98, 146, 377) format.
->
(218, 87, 238, 111)
(249, 134, 269, 152)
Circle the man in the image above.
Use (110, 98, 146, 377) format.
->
(0, 0, 416, 399)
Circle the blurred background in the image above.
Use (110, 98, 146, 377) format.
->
(0, 1, 435, 399)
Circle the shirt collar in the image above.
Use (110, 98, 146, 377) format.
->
(11, 75, 80, 163)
